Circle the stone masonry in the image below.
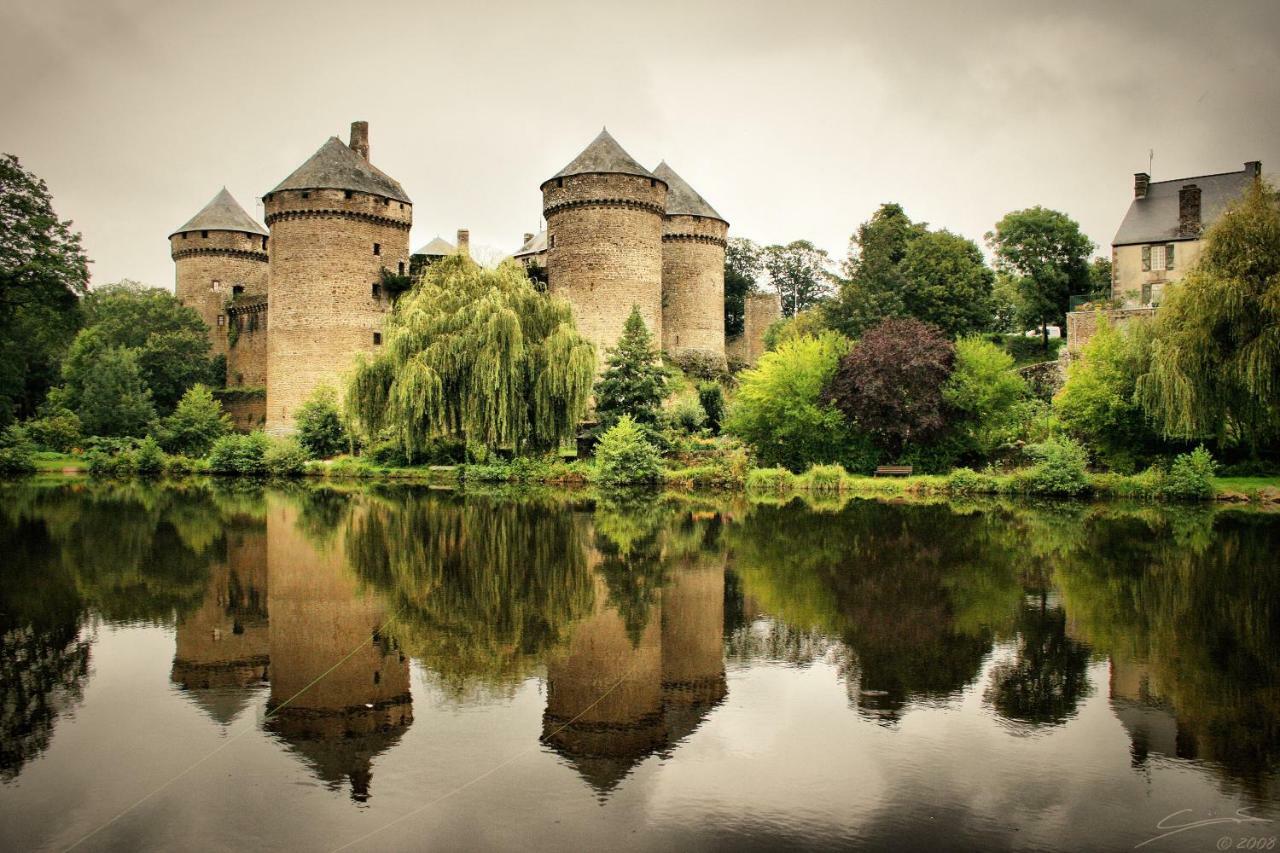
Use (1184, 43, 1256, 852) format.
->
(170, 223, 268, 369)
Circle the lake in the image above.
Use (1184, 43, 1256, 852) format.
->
(1, 480, 1277, 852)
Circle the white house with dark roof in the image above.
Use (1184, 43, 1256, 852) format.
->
(1111, 161, 1260, 307)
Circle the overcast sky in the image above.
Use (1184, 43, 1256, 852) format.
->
(2, 0, 1278, 289)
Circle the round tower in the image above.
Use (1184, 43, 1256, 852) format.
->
(541, 128, 667, 358)
(263, 121, 412, 435)
(169, 188, 269, 374)
(652, 161, 729, 371)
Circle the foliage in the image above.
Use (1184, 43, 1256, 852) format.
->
(697, 382, 725, 435)
(745, 466, 796, 493)
(0, 154, 90, 425)
(206, 432, 270, 476)
(668, 396, 707, 435)
(0, 424, 36, 475)
(945, 467, 997, 495)
(725, 331, 858, 472)
(593, 306, 670, 433)
(1087, 256, 1113, 301)
(986, 207, 1093, 349)
(1054, 318, 1162, 472)
(23, 406, 82, 452)
(1137, 179, 1280, 455)
(72, 345, 156, 437)
(1160, 446, 1216, 500)
(829, 204, 995, 338)
(132, 436, 165, 476)
(724, 237, 764, 337)
(762, 308, 828, 352)
(263, 438, 311, 478)
(595, 415, 663, 487)
(802, 463, 846, 491)
(347, 256, 595, 457)
(823, 317, 955, 454)
(294, 385, 348, 459)
(150, 384, 231, 457)
(763, 240, 834, 317)
(944, 336, 1028, 459)
(1020, 436, 1090, 496)
(999, 333, 1065, 366)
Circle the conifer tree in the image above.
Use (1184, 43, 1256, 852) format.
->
(593, 307, 670, 432)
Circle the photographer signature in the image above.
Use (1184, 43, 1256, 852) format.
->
(1135, 808, 1273, 848)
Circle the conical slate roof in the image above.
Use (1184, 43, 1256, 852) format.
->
(545, 128, 657, 185)
(652, 162, 725, 222)
(414, 236, 455, 256)
(270, 137, 411, 204)
(170, 187, 268, 238)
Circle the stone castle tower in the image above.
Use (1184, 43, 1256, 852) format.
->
(653, 161, 728, 370)
(263, 121, 412, 434)
(541, 129, 668, 357)
(169, 188, 269, 379)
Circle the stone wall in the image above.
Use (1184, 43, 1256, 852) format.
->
(727, 290, 782, 367)
(661, 214, 727, 370)
(1066, 307, 1157, 355)
(171, 230, 268, 371)
(215, 389, 266, 433)
(264, 188, 411, 434)
(542, 172, 666, 358)
(226, 296, 268, 387)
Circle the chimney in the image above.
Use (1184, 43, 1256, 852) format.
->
(456, 228, 470, 257)
(349, 121, 369, 161)
(523, 232, 534, 245)
(1245, 160, 1262, 178)
(1179, 184, 1202, 238)
(1134, 172, 1150, 199)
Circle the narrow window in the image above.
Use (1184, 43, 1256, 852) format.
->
(373, 332, 382, 345)
(650, 178, 656, 187)
(549, 234, 555, 248)
(373, 243, 381, 256)
(1141, 245, 1151, 271)
(1165, 243, 1175, 270)
(216, 315, 225, 327)
(384, 198, 390, 206)
(398, 261, 405, 276)
(181, 233, 187, 240)
(344, 190, 353, 199)
(399, 203, 404, 210)
(201, 230, 208, 238)
(556, 178, 563, 188)
(262, 237, 267, 250)
(372, 283, 381, 299)
(301, 191, 309, 199)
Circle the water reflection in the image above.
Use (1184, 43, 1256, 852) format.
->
(1, 480, 1278, 846)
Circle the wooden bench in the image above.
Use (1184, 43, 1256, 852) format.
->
(874, 465, 913, 477)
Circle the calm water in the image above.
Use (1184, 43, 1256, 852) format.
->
(1, 481, 1278, 852)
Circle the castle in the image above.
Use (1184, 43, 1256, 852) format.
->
(171, 122, 780, 434)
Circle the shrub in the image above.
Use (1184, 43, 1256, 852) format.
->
(295, 386, 348, 459)
(596, 415, 663, 487)
(697, 382, 725, 434)
(264, 439, 311, 478)
(83, 437, 137, 476)
(164, 454, 204, 476)
(325, 456, 377, 478)
(151, 384, 232, 456)
(802, 464, 847, 492)
(944, 336, 1028, 460)
(0, 425, 36, 476)
(745, 466, 796, 493)
(25, 407, 83, 452)
(669, 396, 707, 435)
(207, 432, 269, 476)
(1022, 436, 1091, 496)
(946, 467, 997, 495)
(367, 439, 410, 468)
(594, 307, 670, 433)
(132, 436, 166, 476)
(1160, 445, 1216, 500)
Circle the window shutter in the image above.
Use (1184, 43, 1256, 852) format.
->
(1166, 243, 1175, 270)
(1142, 245, 1151, 271)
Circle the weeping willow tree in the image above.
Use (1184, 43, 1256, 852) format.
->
(1137, 178, 1280, 454)
(347, 256, 595, 456)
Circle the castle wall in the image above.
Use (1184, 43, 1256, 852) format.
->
(661, 557, 727, 708)
(661, 214, 727, 370)
(542, 173, 666, 357)
(171, 230, 268, 373)
(264, 189, 411, 435)
(727, 291, 782, 367)
(226, 299, 268, 388)
(1065, 307, 1157, 356)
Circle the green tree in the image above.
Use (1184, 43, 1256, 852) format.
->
(347, 256, 594, 457)
(151, 384, 232, 456)
(1137, 178, 1280, 455)
(986, 207, 1093, 350)
(0, 154, 90, 424)
(724, 237, 764, 337)
(75, 346, 155, 437)
(1087, 256, 1113, 302)
(944, 336, 1029, 459)
(763, 240, 834, 317)
(595, 415, 663, 486)
(725, 331, 864, 471)
(594, 306, 670, 433)
(294, 385, 348, 458)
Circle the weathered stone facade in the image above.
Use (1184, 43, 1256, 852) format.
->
(543, 171, 667, 356)
(215, 389, 267, 432)
(170, 228, 268, 372)
(661, 214, 728, 369)
(225, 295, 268, 387)
(263, 187, 411, 434)
(1065, 307, 1157, 355)
(727, 290, 782, 367)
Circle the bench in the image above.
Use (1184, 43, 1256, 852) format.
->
(874, 465, 913, 477)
